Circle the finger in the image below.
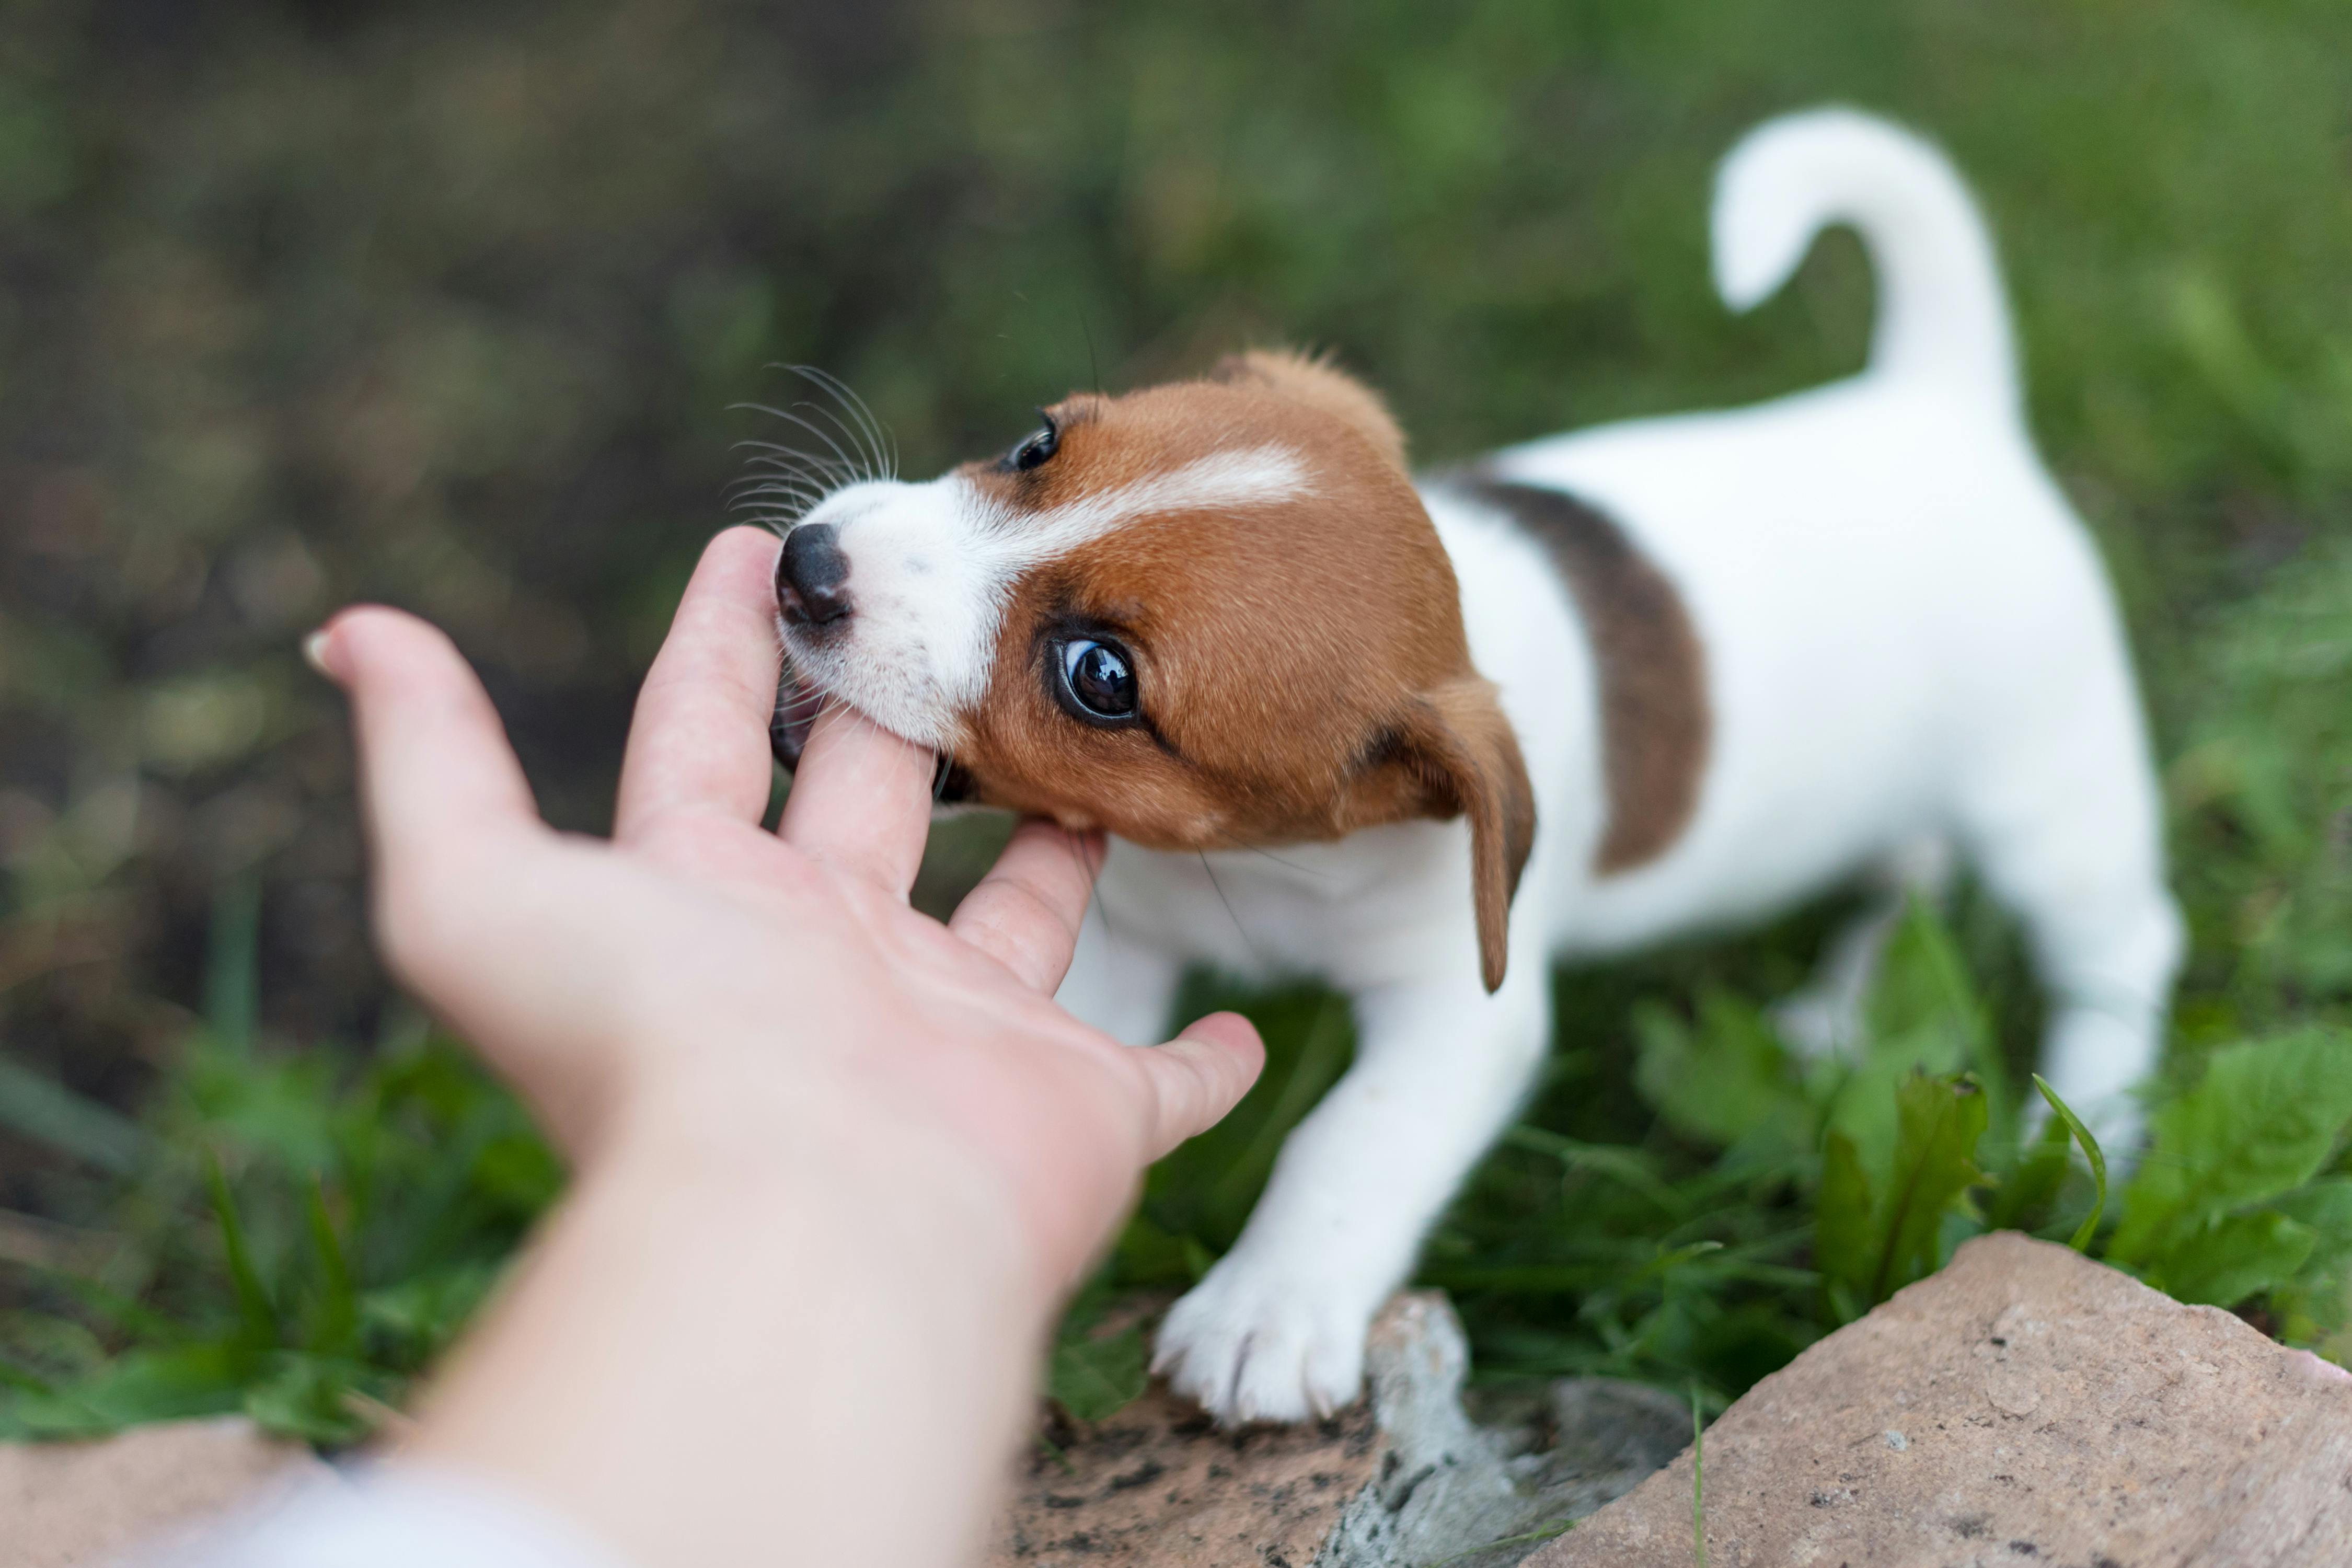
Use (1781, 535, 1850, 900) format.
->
(776, 699, 935, 897)
(948, 822, 1104, 993)
(614, 527, 785, 841)
(311, 607, 545, 871)
(1136, 1012, 1266, 1161)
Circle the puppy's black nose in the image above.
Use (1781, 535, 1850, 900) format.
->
(776, 523, 853, 627)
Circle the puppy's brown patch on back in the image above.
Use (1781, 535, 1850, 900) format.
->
(1462, 478, 1709, 874)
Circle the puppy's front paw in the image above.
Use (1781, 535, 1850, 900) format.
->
(1151, 1259, 1374, 1425)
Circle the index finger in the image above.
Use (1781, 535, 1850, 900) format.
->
(776, 700, 936, 896)
(948, 822, 1104, 993)
(614, 527, 787, 841)
(309, 604, 547, 873)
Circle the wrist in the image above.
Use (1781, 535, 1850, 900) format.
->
(601, 1056, 1058, 1322)
(410, 1067, 1055, 1568)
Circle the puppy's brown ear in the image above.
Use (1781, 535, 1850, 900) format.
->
(1390, 678, 1537, 993)
(1209, 347, 1409, 472)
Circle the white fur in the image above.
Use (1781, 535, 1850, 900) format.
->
(1092, 109, 2181, 1423)
(975, 444, 1311, 556)
(783, 108, 2181, 1427)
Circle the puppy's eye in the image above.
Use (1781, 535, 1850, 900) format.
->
(1009, 416, 1058, 471)
(1056, 637, 1138, 723)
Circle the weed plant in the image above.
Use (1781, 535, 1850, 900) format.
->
(4, 0, 2352, 1447)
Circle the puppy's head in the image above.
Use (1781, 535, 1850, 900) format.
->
(771, 350, 1534, 988)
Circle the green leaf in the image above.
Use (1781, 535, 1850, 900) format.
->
(2, 1262, 183, 1344)
(1634, 992, 1808, 1150)
(1691, 1385, 1709, 1568)
(305, 1178, 359, 1355)
(1985, 1113, 2071, 1235)
(1871, 1074, 1990, 1303)
(2149, 1212, 2316, 1307)
(1867, 903, 1990, 1085)
(359, 1262, 501, 1363)
(0, 1356, 56, 1396)
(242, 1352, 387, 1445)
(0, 1056, 144, 1173)
(1506, 1126, 1686, 1213)
(1, 1343, 247, 1438)
(2272, 1178, 2352, 1282)
(205, 875, 261, 1054)
(203, 1154, 279, 1348)
(1815, 1073, 1990, 1315)
(2111, 1029, 2352, 1267)
(2032, 1075, 2108, 1251)
(1814, 1129, 1874, 1317)
(1048, 1324, 1146, 1422)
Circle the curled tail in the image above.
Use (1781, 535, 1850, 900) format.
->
(1712, 107, 2018, 413)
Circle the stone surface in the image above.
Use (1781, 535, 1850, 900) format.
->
(988, 1294, 1683, 1567)
(1532, 1231, 2352, 1568)
(0, 1415, 334, 1568)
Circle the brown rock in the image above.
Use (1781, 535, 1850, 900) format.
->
(1532, 1231, 2352, 1568)
(0, 1416, 335, 1568)
(988, 1294, 1684, 1567)
(987, 1358, 1383, 1567)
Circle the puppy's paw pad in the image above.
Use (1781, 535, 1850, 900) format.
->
(1152, 1266, 1371, 1426)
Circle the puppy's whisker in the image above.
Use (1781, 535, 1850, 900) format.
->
(1077, 306, 1103, 398)
(789, 395, 883, 487)
(731, 487, 828, 520)
(728, 478, 829, 506)
(729, 433, 856, 478)
(733, 437, 855, 474)
(1213, 836, 1332, 880)
(790, 365, 898, 481)
(1197, 851, 1261, 966)
(731, 460, 837, 493)
(785, 395, 875, 485)
(741, 404, 871, 493)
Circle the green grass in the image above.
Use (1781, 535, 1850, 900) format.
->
(1692, 1386, 1707, 1568)
(4, 0, 2352, 1446)
(1, 892, 559, 1443)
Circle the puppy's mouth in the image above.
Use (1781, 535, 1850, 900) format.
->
(770, 660, 823, 771)
(769, 661, 977, 805)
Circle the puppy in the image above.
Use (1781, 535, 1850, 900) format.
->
(765, 108, 2181, 1425)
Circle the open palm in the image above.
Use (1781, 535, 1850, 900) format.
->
(315, 525, 1262, 1291)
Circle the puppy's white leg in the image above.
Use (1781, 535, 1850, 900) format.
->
(1772, 835, 1954, 1058)
(1152, 963, 1550, 1424)
(1957, 702, 2182, 1157)
(1055, 905, 1182, 1046)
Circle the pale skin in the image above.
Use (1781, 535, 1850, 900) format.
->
(305, 524, 1264, 1568)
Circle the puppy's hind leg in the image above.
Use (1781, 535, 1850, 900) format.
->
(1772, 835, 1955, 1059)
(1152, 962, 1551, 1425)
(1956, 695, 2182, 1159)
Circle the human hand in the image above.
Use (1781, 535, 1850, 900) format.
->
(306, 525, 1263, 1295)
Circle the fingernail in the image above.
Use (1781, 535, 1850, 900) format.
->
(301, 627, 336, 680)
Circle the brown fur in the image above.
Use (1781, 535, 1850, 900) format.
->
(1208, 348, 1411, 473)
(946, 355, 1534, 990)
(1459, 478, 1708, 873)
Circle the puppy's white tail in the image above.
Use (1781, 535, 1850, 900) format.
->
(1713, 107, 2017, 413)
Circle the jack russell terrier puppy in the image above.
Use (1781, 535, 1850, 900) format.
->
(760, 108, 2181, 1425)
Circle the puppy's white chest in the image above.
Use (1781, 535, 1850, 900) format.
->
(1092, 822, 1477, 989)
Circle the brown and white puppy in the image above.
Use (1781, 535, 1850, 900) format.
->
(777, 352, 1535, 989)
(767, 109, 2180, 1424)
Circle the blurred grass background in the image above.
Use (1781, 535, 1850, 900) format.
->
(3, 0, 2350, 1431)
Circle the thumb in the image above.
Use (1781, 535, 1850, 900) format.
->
(1137, 1011, 1266, 1161)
